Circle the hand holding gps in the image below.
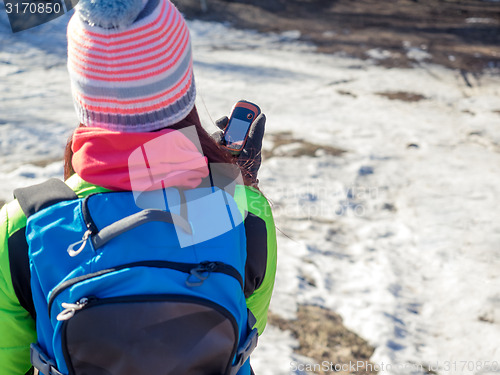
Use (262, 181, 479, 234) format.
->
(213, 100, 266, 184)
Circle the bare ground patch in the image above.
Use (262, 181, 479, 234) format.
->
(268, 305, 377, 375)
(174, 0, 500, 74)
(264, 131, 346, 159)
(27, 157, 62, 168)
(337, 90, 358, 98)
(376, 91, 427, 102)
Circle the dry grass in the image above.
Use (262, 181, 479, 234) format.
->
(268, 305, 377, 375)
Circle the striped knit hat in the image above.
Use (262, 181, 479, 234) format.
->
(67, 0, 195, 132)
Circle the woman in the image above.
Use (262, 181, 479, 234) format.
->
(0, 0, 277, 373)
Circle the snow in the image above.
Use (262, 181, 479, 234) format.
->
(366, 48, 393, 61)
(465, 18, 499, 24)
(403, 41, 432, 63)
(1, 8, 500, 375)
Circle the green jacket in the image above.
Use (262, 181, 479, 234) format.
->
(0, 175, 277, 375)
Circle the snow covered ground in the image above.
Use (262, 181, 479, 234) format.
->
(1, 7, 500, 375)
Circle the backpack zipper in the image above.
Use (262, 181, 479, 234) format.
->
(81, 194, 99, 234)
(48, 261, 243, 319)
(66, 195, 100, 257)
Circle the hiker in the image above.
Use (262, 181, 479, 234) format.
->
(0, 0, 277, 373)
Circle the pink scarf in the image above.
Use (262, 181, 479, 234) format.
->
(72, 127, 209, 191)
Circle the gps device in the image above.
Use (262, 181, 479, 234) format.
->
(223, 100, 261, 155)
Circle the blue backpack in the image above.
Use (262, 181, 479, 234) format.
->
(15, 178, 257, 375)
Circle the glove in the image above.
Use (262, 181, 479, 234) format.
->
(212, 113, 266, 184)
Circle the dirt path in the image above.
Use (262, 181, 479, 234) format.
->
(174, 0, 500, 74)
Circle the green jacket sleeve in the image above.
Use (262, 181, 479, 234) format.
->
(235, 186, 277, 335)
(0, 201, 36, 375)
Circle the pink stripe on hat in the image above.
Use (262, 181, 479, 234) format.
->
(67, 0, 196, 132)
(77, 68, 192, 106)
(69, 28, 189, 77)
(68, 14, 182, 64)
(68, 1, 172, 50)
(77, 80, 193, 115)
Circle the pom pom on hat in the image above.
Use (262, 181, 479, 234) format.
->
(78, 0, 145, 29)
(67, 0, 196, 132)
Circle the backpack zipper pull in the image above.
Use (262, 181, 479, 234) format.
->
(186, 262, 218, 287)
(67, 228, 93, 257)
(56, 297, 89, 321)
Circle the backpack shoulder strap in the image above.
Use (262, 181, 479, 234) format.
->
(14, 178, 78, 218)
